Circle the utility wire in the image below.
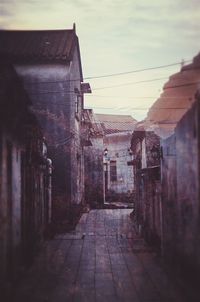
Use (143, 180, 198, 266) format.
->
(84, 60, 192, 79)
(21, 59, 192, 84)
(87, 106, 189, 111)
(86, 94, 192, 99)
(87, 94, 157, 99)
(92, 77, 168, 90)
(26, 79, 200, 94)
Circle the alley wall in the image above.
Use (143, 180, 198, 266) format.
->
(161, 97, 200, 283)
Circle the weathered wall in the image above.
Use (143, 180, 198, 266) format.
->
(0, 65, 52, 297)
(161, 134, 178, 262)
(15, 63, 71, 209)
(14, 53, 84, 221)
(69, 46, 85, 210)
(84, 137, 104, 207)
(161, 98, 200, 283)
(0, 127, 50, 290)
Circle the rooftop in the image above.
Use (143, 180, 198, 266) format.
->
(95, 114, 137, 135)
(0, 28, 78, 63)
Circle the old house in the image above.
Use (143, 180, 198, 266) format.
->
(0, 25, 91, 223)
(96, 114, 137, 203)
(0, 65, 52, 292)
(82, 109, 104, 207)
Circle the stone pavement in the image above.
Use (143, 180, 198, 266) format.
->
(14, 209, 186, 302)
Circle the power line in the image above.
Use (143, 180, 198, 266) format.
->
(87, 106, 189, 111)
(21, 59, 192, 84)
(92, 77, 168, 90)
(86, 94, 157, 99)
(84, 61, 191, 79)
(86, 94, 192, 99)
(26, 78, 199, 94)
(24, 75, 167, 94)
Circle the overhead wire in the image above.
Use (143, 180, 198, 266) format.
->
(24, 79, 200, 94)
(92, 76, 168, 90)
(83, 60, 192, 79)
(21, 59, 192, 84)
(85, 106, 189, 111)
(19, 56, 198, 114)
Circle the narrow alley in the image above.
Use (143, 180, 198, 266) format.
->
(14, 209, 185, 302)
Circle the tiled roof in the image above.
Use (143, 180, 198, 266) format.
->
(146, 52, 200, 138)
(95, 114, 137, 135)
(0, 29, 77, 62)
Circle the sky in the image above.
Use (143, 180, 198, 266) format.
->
(1, 0, 200, 120)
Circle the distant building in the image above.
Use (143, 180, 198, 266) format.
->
(0, 26, 91, 222)
(96, 114, 137, 202)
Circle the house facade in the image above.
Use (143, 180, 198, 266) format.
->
(96, 114, 137, 203)
(0, 26, 91, 222)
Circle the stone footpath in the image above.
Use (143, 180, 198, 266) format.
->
(13, 209, 186, 302)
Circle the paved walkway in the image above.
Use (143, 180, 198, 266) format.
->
(14, 209, 185, 302)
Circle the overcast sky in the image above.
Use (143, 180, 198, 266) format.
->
(1, 0, 200, 120)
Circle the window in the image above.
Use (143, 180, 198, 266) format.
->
(110, 160, 117, 182)
(75, 95, 82, 115)
(75, 96, 79, 114)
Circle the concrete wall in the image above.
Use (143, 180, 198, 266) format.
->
(161, 98, 200, 284)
